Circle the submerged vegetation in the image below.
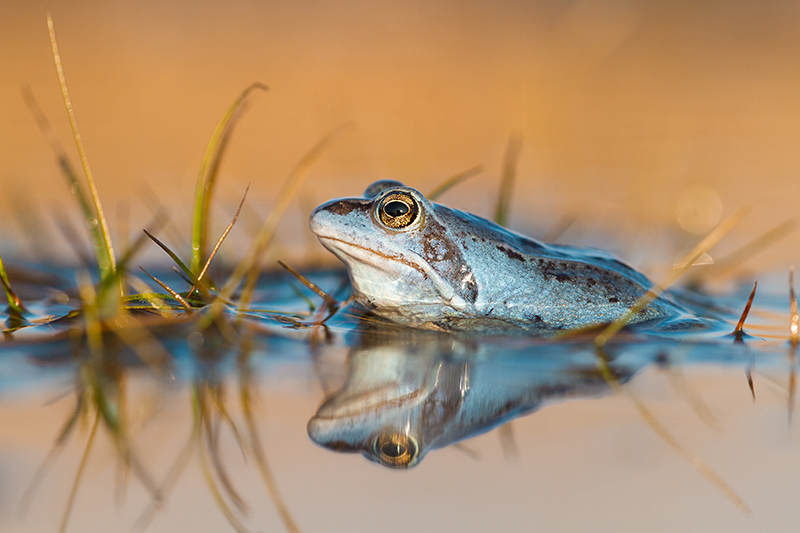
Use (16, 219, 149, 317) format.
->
(2, 14, 800, 533)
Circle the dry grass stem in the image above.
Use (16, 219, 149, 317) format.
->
(139, 268, 193, 312)
(427, 165, 484, 201)
(494, 134, 523, 226)
(732, 282, 758, 343)
(596, 207, 749, 347)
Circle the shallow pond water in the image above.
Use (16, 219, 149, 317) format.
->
(1, 265, 799, 533)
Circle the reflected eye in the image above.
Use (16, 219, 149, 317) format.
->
(372, 432, 419, 468)
(378, 192, 419, 229)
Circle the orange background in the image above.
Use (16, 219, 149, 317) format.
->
(2, 0, 800, 273)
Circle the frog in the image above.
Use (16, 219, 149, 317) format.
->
(309, 180, 698, 334)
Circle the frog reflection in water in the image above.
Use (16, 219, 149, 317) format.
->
(310, 180, 704, 334)
(308, 330, 635, 468)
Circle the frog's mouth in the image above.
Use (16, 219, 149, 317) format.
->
(317, 235, 424, 275)
(316, 235, 464, 308)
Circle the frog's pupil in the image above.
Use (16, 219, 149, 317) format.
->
(384, 200, 409, 217)
(381, 442, 406, 458)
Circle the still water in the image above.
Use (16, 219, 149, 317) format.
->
(1, 266, 798, 533)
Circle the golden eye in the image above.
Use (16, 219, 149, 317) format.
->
(372, 432, 419, 468)
(378, 192, 419, 229)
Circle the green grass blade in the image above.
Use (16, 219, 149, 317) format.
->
(143, 230, 211, 300)
(0, 252, 27, 316)
(191, 83, 268, 276)
(95, 214, 167, 309)
(143, 230, 195, 283)
(48, 15, 117, 284)
(23, 86, 108, 277)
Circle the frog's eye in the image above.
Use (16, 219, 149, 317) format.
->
(378, 192, 419, 229)
(371, 432, 419, 468)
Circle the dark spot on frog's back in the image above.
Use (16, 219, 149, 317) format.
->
(496, 244, 525, 262)
(421, 216, 478, 304)
(462, 275, 478, 303)
(325, 200, 369, 216)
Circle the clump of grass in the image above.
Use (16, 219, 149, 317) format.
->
(9, 14, 339, 533)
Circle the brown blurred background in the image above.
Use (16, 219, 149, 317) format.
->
(2, 0, 800, 274)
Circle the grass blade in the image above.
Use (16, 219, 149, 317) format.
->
(221, 123, 352, 309)
(693, 218, 798, 283)
(48, 15, 117, 283)
(132, 433, 195, 533)
(239, 341, 302, 533)
(23, 87, 106, 274)
(277, 261, 335, 305)
(595, 207, 749, 347)
(0, 251, 27, 316)
(191, 83, 268, 276)
(790, 267, 798, 349)
(494, 134, 523, 226)
(95, 213, 168, 303)
(140, 268, 193, 312)
(143, 230, 206, 296)
(193, 386, 253, 533)
(193, 185, 249, 293)
(497, 422, 519, 460)
(58, 408, 101, 533)
(732, 282, 757, 343)
(427, 165, 484, 201)
(18, 392, 85, 517)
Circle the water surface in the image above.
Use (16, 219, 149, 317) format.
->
(1, 266, 798, 532)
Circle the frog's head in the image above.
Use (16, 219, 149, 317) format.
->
(309, 181, 478, 323)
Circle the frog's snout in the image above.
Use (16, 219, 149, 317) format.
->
(309, 198, 372, 237)
(308, 203, 328, 236)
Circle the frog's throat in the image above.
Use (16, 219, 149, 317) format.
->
(317, 235, 466, 308)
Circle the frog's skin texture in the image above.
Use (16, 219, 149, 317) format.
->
(309, 180, 686, 333)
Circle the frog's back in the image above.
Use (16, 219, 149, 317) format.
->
(430, 204, 683, 331)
